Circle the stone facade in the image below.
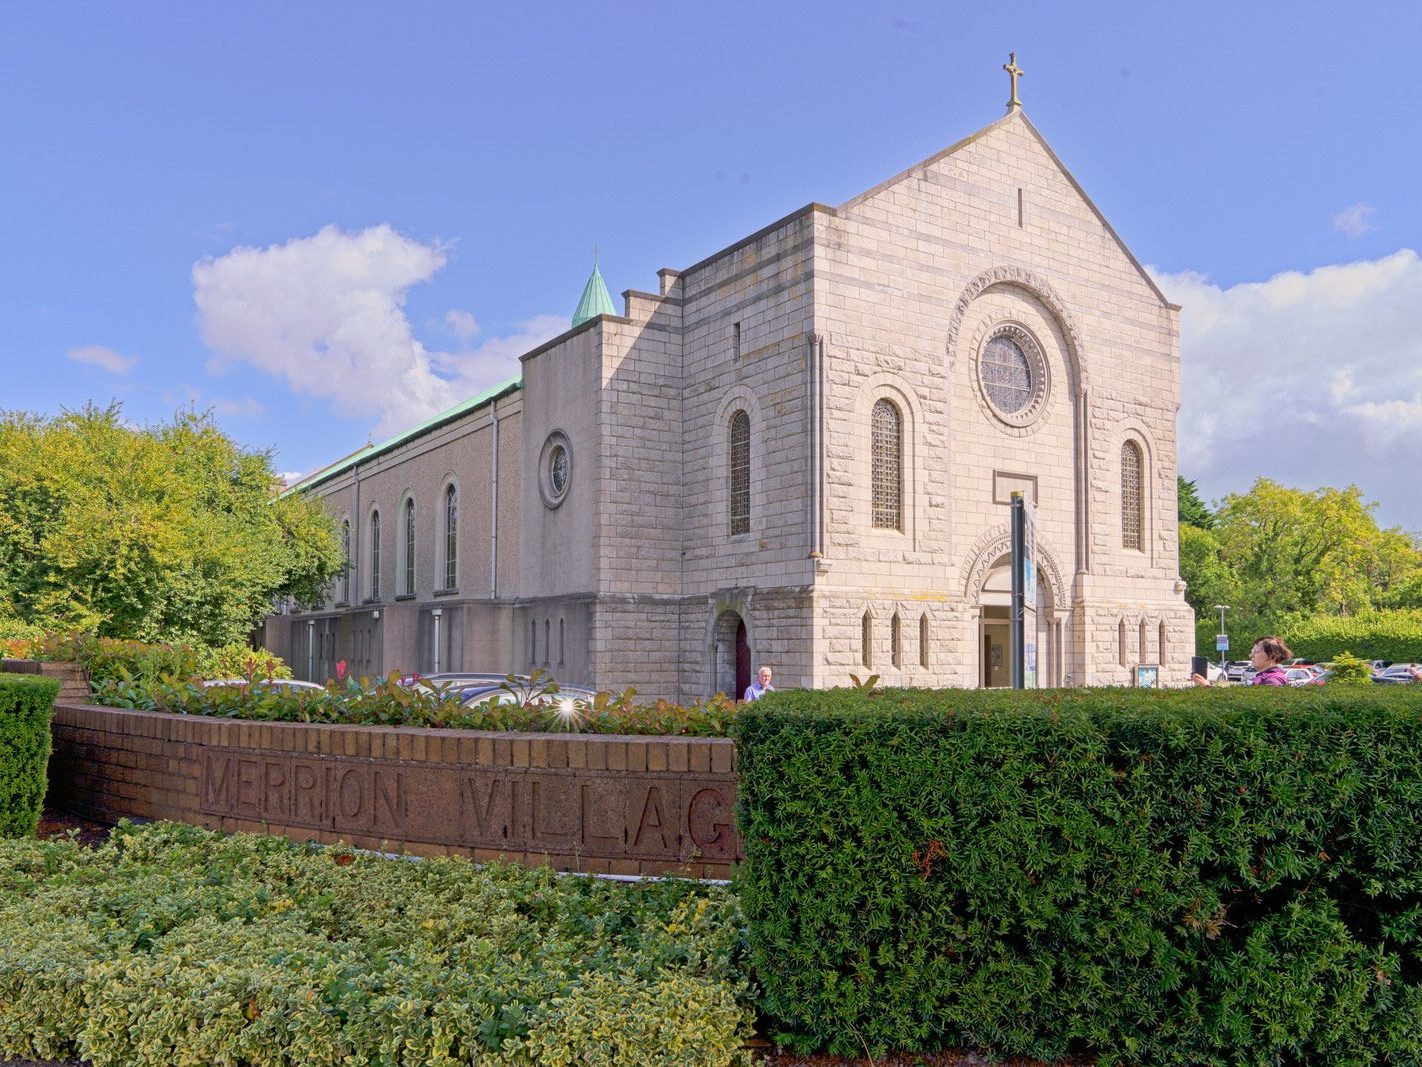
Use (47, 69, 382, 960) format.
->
(262, 108, 1194, 699)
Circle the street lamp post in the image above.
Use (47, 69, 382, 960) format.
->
(1213, 604, 1230, 673)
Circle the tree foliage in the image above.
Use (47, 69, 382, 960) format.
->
(0, 404, 341, 646)
(1176, 476, 1214, 531)
(1178, 476, 1422, 656)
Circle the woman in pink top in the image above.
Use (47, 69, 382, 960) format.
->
(1192, 635, 1291, 686)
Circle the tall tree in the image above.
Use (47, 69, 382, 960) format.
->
(1177, 476, 1214, 530)
(0, 404, 342, 645)
(1211, 478, 1420, 619)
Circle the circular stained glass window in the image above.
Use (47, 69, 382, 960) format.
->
(974, 323, 1049, 428)
(980, 334, 1033, 414)
(539, 431, 572, 508)
(548, 445, 569, 497)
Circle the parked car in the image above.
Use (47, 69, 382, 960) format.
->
(397, 671, 523, 689)
(461, 682, 602, 711)
(1374, 664, 1421, 684)
(1284, 668, 1325, 687)
(1224, 660, 1253, 683)
(201, 678, 328, 693)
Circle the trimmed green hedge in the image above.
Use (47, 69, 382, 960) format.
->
(735, 685, 1422, 1064)
(1287, 610, 1422, 664)
(0, 673, 59, 837)
(0, 822, 755, 1066)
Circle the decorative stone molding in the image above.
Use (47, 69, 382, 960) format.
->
(944, 265, 1089, 393)
(961, 525, 1068, 611)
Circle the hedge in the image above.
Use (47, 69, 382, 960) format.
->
(0, 673, 60, 837)
(0, 821, 755, 1066)
(1286, 610, 1422, 664)
(735, 685, 1422, 1064)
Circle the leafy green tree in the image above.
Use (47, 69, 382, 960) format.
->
(1212, 478, 1420, 619)
(1178, 523, 1238, 618)
(0, 404, 341, 646)
(1177, 476, 1214, 531)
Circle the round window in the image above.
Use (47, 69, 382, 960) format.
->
(539, 432, 572, 508)
(548, 444, 569, 496)
(975, 323, 1049, 427)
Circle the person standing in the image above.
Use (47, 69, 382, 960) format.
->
(744, 665, 774, 702)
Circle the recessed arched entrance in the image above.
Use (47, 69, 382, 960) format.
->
(978, 554, 1059, 688)
(712, 610, 751, 699)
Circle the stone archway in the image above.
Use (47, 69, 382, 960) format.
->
(711, 610, 750, 699)
(964, 529, 1069, 688)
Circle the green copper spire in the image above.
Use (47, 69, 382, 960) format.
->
(571, 252, 616, 327)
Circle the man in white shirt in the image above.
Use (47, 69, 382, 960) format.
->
(744, 665, 774, 702)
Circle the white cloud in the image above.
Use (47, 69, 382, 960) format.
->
(1332, 202, 1377, 239)
(1153, 249, 1422, 527)
(277, 470, 304, 486)
(211, 397, 265, 417)
(193, 225, 563, 437)
(444, 309, 481, 342)
(68, 345, 136, 374)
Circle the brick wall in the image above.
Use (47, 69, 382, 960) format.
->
(47, 702, 740, 879)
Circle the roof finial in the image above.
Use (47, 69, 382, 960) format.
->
(1003, 51, 1024, 111)
(593, 243, 599, 267)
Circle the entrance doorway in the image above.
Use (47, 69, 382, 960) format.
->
(712, 609, 752, 699)
(978, 556, 1056, 687)
(734, 618, 750, 699)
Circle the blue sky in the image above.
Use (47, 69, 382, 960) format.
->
(3, 2, 1420, 527)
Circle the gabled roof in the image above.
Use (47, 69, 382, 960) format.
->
(283, 376, 522, 496)
(838, 108, 1175, 310)
(572, 262, 617, 326)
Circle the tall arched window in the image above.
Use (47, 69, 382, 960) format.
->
(1121, 441, 1144, 551)
(340, 520, 351, 604)
(443, 484, 458, 590)
(891, 612, 902, 667)
(871, 399, 902, 530)
(1118, 618, 1128, 668)
(1139, 619, 1148, 665)
(729, 410, 750, 535)
(369, 511, 381, 599)
(1158, 620, 1167, 666)
(919, 613, 930, 669)
(402, 498, 416, 595)
(861, 611, 873, 669)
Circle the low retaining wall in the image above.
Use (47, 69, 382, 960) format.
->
(47, 703, 741, 878)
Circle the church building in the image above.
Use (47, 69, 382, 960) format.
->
(262, 66, 1195, 700)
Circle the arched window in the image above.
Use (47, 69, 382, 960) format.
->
(1139, 619, 1148, 665)
(369, 511, 381, 599)
(861, 611, 873, 669)
(1158, 620, 1167, 665)
(919, 613, 930, 669)
(544, 619, 551, 666)
(443, 484, 458, 590)
(1121, 441, 1143, 551)
(1118, 618, 1128, 668)
(891, 612, 902, 667)
(729, 410, 751, 535)
(340, 520, 351, 604)
(530, 619, 537, 666)
(871, 399, 902, 530)
(401, 498, 416, 595)
(558, 618, 565, 666)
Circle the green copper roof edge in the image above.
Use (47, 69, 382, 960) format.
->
(283, 377, 523, 497)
